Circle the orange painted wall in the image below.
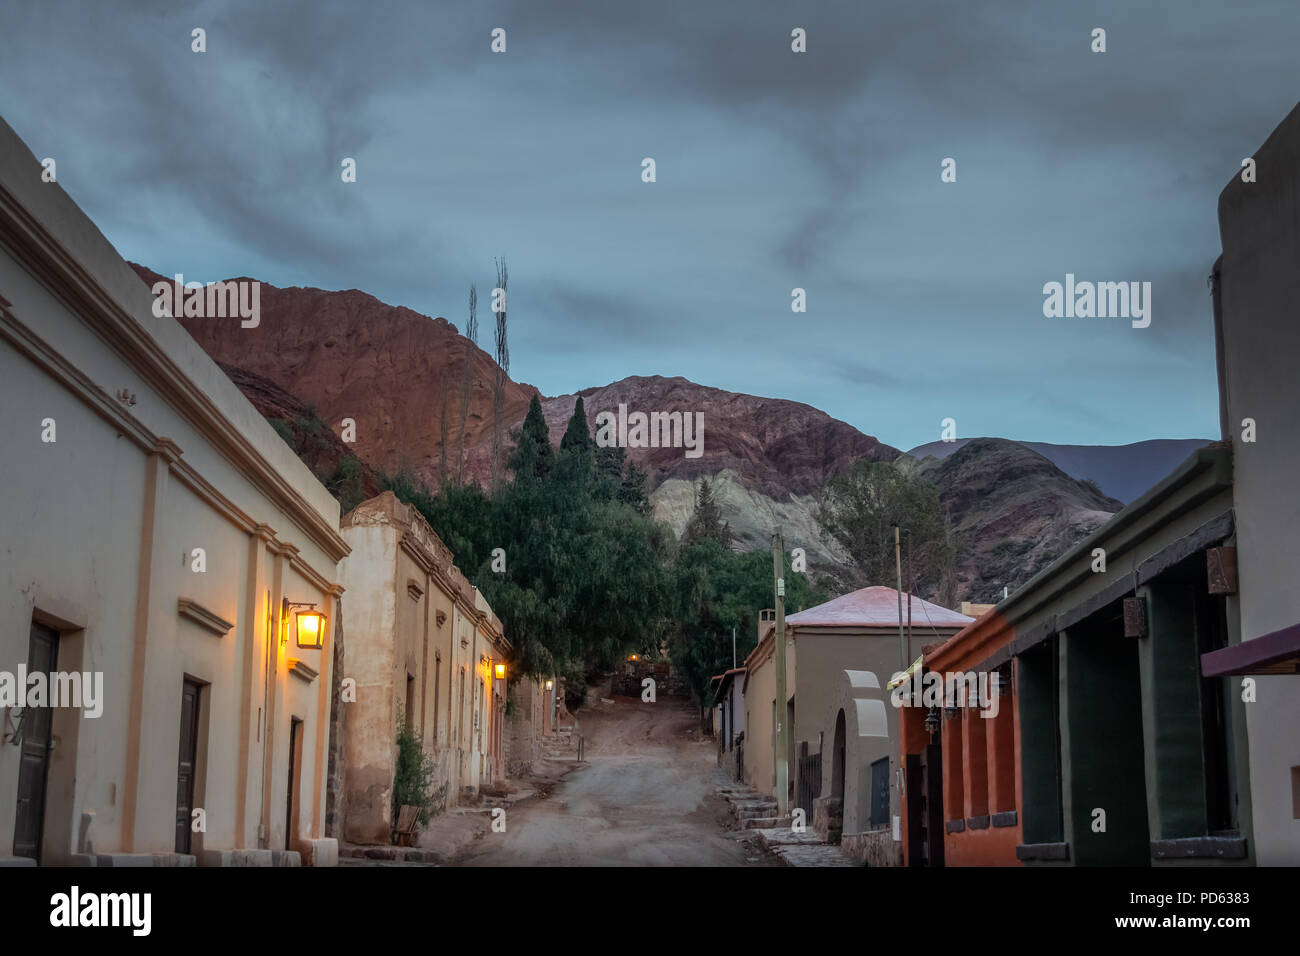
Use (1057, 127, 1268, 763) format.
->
(898, 703, 928, 866)
(925, 610, 1024, 866)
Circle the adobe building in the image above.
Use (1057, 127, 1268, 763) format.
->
(898, 443, 1242, 867)
(744, 587, 971, 865)
(0, 116, 345, 866)
(337, 492, 512, 844)
(1207, 99, 1300, 866)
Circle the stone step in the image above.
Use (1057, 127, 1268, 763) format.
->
(737, 808, 783, 821)
(731, 800, 778, 814)
(772, 845, 859, 867)
(742, 816, 792, 829)
(754, 827, 824, 848)
(342, 846, 441, 864)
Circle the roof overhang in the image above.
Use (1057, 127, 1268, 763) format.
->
(886, 654, 925, 691)
(1201, 622, 1300, 676)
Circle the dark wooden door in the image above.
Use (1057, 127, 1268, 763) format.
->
(13, 623, 58, 860)
(869, 756, 891, 828)
(906, 753, 925, 866)
(175, 679, 201, 853)
(285, 717, 303, 849)
(923, 740, 945, 867)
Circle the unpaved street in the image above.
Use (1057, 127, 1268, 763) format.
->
(455, 695, 769, 866)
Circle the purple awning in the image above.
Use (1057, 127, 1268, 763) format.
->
(1201, 621, 1300, 676)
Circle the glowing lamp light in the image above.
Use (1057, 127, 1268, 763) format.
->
(297, 610, 324, 648)
(545, 679, 554, 691)
(494, 663, 506, 680)
(283, 599, 325, 649)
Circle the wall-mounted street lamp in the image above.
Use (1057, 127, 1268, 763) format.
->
(924, 707, 941, 735)
(494, 662, 506, 680)
(283, 599, 325, 649)
(544, 679, 554, 691)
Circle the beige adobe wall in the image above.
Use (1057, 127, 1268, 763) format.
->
(506, 677, 544, 775)
(0, 116, 343, 864)
(338, 517, 399, 844)
(1217, 101, 1300, 866)
(793, 627, 960, 836)
(741, 632, 796, 799)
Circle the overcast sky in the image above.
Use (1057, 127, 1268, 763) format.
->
(2, 0, 1298, 450)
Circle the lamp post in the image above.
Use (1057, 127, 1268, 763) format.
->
(893, 525, 906, 671)
(772, 530, 788, 817)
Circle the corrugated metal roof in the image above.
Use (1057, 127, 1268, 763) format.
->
(785, 586, 974, 629)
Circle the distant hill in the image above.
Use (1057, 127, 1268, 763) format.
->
(906, 437, 1214, 503)
(907, 438, 1125, 603)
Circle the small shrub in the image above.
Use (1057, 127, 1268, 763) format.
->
(391, 724, 440, 841)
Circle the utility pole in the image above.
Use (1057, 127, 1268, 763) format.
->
(893, 524, 906, 671)
(732, 625, 737, 670)
(906, 530, 913, 664)
(772, 531, 788, 816)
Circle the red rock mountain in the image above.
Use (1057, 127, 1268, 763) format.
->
(130, 265, 898, 500)
(131, 264, 536, 488)
(541, 377, 898, 498)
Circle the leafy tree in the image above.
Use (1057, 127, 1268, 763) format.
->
(681, 477, 731, 549)
(592, 443, 626, 502)
(816, 459, 954, 602)
(329, 455, 367, 512)
(380, 413, 831, 717)
(669, 541, 824, 707)
(618, 459, 652, 515)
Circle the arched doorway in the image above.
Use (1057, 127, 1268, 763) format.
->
(831, 709, 847, 801)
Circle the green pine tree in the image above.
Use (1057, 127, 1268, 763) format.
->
(507, 394, 554, 482)
(681, 477, 730, 548)
(556, 395, 596, 489)
(618, 459, 652, 515)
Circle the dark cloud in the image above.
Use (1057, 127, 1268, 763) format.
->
(1, 0, 1295, 448)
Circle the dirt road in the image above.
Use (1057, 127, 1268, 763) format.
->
(454, 695, 769, 866)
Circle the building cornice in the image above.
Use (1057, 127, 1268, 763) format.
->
(177, 598, 235, 637)
(0, 180, 349, 564)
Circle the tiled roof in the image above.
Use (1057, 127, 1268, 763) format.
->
(785, 586, 973, 629)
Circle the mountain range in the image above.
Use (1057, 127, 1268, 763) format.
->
(906, 437, 1212, 504)
(131, 265, 1209, 603)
